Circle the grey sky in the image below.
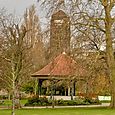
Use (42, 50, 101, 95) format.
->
(0, 0, 37, 16)
(0, 0, 48, 30)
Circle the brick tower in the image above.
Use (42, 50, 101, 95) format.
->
(50, 10, 70, 59)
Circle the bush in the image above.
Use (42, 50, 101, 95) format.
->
(25, 96, 49, 106)
(0, 100, 4, 105)
(0, 95, 8, 100)
(83, 98, 101, 105)
(25, 96, 101, 106)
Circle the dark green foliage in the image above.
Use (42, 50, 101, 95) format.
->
(0, 95, 8, 100)
(57, 99, 90, 106)
(0, 100, 4, 105)
(25, 96, 50, 106)
(83, 98, 101, 105)
(22, 86, 34, 94)
(25, 96, 101, 106)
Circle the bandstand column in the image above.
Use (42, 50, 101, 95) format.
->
(38, 79, 43, 97)
(73, 81, 76, 96)
(68, 87, 70, 96)
(50, 79, 55, 108)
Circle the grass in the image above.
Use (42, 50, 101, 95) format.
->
(0, 107, 115, 115)
(0, 99, 27, 107)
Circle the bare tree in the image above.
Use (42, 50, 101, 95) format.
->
(0, 22, 27, 115)
(23, 5, 45, 69)
(0, 6, 44, 114)
(70, 0, 115, 108)
(23, 5, 46, 95)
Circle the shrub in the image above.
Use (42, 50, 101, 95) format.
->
(25, 96, 101, 106)
(83, 98, 101, 105)
(25, 96, 49, 106)
(0, 95, 8, 100)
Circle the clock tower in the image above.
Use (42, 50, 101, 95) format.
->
(50, 10, 70, 58)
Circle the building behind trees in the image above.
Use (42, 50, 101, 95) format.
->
(50, 10, 70, 59)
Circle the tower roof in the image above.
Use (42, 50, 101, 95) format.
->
(52, 10, 69, 19)
(53, 10, 67, 16)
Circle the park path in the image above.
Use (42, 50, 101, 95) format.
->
(22, 103, 110, 109)
(0, 103, 110, 109)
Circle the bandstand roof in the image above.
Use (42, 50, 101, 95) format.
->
(31, 52, 87, 79)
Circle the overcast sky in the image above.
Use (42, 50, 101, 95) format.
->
(0, 0, 38, 16)
(0, 0, 48, 30)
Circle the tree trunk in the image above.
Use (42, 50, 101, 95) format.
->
(34, 78, 38, 96)
(11, 54, 16, 115)
(12, 75, 15, 115)
(51, 79, 55, 108)
(8, 91, 11, 109)
(104, 5, 115, 108)
(70, 80, 74, 100)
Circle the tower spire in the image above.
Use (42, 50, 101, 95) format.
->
(58, 0, 65, 5)
(55, 0, 65, 11)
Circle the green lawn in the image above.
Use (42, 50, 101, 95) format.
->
(0, 99, 27, 107)
(0, 108, 115, 115)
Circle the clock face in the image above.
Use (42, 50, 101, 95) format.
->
(54, 19, 64, 25)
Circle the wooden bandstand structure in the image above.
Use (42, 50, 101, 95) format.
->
(32, 52, 87, 100)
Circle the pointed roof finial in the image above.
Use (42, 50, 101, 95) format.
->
(62, 52, 66, 54)
(58, 0, 65, 5)
(58, 0, 65, 6)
